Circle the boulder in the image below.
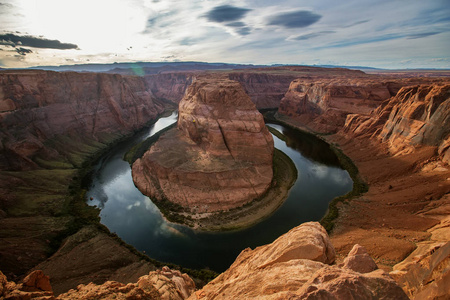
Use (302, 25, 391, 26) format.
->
(341, 244, 378, 273)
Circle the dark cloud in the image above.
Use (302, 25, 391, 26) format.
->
(15, 47, 32, 56)
(407, 31, 441, 39)
(225, 21, 251, 35)
(205, 5, 251, 23)
(268, 10, 321, 28)
(292, 30, 335, 41)
(0, 33, 78, 50)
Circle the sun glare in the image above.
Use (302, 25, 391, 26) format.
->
(18, 0, 146, 53)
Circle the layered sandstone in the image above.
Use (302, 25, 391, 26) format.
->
(278, 78, 397, 133)
(189, 222, 408, 299)
(0, 267, 195, 300)
(343, 84, 450, 158)
(144, 73, 193, 104)
(228, 72, 296, 108)
(132, 77, 274, 213)
(278, 76, 448, 134)
(0, 70, 164, 170)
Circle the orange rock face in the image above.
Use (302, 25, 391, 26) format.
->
(132, 77, 274, 213)
(188, 222, 408, 300)
(278, 78, 396, 133)
(343, 84, 450, 158)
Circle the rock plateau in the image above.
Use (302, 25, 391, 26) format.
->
(132, 77, 274, 213)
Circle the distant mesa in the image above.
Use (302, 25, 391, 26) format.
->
(132, 77, 274, 215)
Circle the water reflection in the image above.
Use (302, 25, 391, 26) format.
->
(87, 113, 353, 272)
(267, 123, 342, 167)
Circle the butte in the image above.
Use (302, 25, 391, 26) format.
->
(132, 77, 274, 216)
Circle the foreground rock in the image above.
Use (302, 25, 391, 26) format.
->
(132, 77, 274, 214)
(189, 222, 408, 299)
(0, 267, 195, 300)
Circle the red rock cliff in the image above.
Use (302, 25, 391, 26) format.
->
(278, 78, 397, 133)
(228, 72, 297, 109)
(0, 70, 165, 170)
(132, 77, 274, 213)
(343, 84, 450, 161)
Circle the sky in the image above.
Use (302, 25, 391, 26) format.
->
(1, 0, 449, 69)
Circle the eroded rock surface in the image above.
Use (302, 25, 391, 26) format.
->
(132, 77, 274, 213)
(343, 84, 450, 158)
(0, 70, 165, 170)
(0, 267, 195, 300)
(188, 222, 407, 300)
(278, 76, 448, 134)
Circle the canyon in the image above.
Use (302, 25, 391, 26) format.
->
(0, 66, 449, 299)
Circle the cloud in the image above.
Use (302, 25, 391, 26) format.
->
(268, 10, 321, 28)
(226, 21, 251, 36)
(205, 5, 251, 23)
(0, 33, 78, 50)
(407, 31, 441, 39)
(342, 19, 370, 28)
(291, 30, 335, 41)
(15, 47, 32, 56)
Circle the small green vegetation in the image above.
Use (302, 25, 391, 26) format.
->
(320, 145, 368, 232)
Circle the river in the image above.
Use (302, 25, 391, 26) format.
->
(86, 112, 352, 272)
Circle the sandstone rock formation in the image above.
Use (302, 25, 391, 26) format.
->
(188, 222, 408, 299)
(0, 270, 54, 299)
(132, 77, 274, 213)
(0, 267, 195, 300)
(343, 84, 450, 158)
(278, 78, 397, 133)
(228, 72, 297, 108)
(144, 73, 193, 104)
(278, 75, 448, 134)
(0, 70, 165, 170)
(390, 207, 450, 299)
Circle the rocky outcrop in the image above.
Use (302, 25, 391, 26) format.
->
(132, 77, 274, 213)
(278, 78, 396, 133)
(189, 222, 408, 299)
(343, 84, 450, 159)
(390, 205, 450, 299)
(0, 270, 54, 299)
(0, 267, 195, 300)
(0, 70, 165, 170)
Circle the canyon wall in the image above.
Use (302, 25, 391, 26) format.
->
(343, 84, 450, 160)
(0, 70, 165, 170)
(278, 76, 448, 134)
(278, 78, 399, 133)
(228, 72, 297, 109)
(132, 77, 274, 214)
(144, 73, 193, 104)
